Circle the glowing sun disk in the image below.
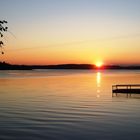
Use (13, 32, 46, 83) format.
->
(95, 62, 103, 68)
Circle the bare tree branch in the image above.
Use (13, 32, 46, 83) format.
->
(0, 20, 8, 54)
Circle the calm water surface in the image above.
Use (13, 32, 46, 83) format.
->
(0, 70, 140, 140)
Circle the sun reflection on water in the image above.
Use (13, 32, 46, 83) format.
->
(96, 72, 101, 98)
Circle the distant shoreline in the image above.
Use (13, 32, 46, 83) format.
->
(0, 62, 140, 70)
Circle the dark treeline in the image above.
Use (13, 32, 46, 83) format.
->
(0, 62, 140, 70)
(31, 64, 94, 70)
(0, 62, 32, 70)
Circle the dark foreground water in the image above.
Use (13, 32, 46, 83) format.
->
(0, 70, 140, 140)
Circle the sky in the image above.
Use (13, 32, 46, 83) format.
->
(0, 0, 140, 65)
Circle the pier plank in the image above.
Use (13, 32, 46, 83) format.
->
(112, 84, 140, 95)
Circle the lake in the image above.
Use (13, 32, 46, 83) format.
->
(0, 70, 140, 140)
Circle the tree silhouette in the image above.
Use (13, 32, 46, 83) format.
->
(0, 20, 8, 54)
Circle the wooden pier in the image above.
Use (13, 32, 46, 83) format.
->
(112, 84, 140, 96)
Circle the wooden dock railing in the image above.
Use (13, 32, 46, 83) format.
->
(112, 84, 140, 96)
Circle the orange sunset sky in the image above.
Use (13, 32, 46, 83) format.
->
(0, 0, 140, 65)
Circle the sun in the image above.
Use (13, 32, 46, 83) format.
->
(95, 62, 103, 68)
